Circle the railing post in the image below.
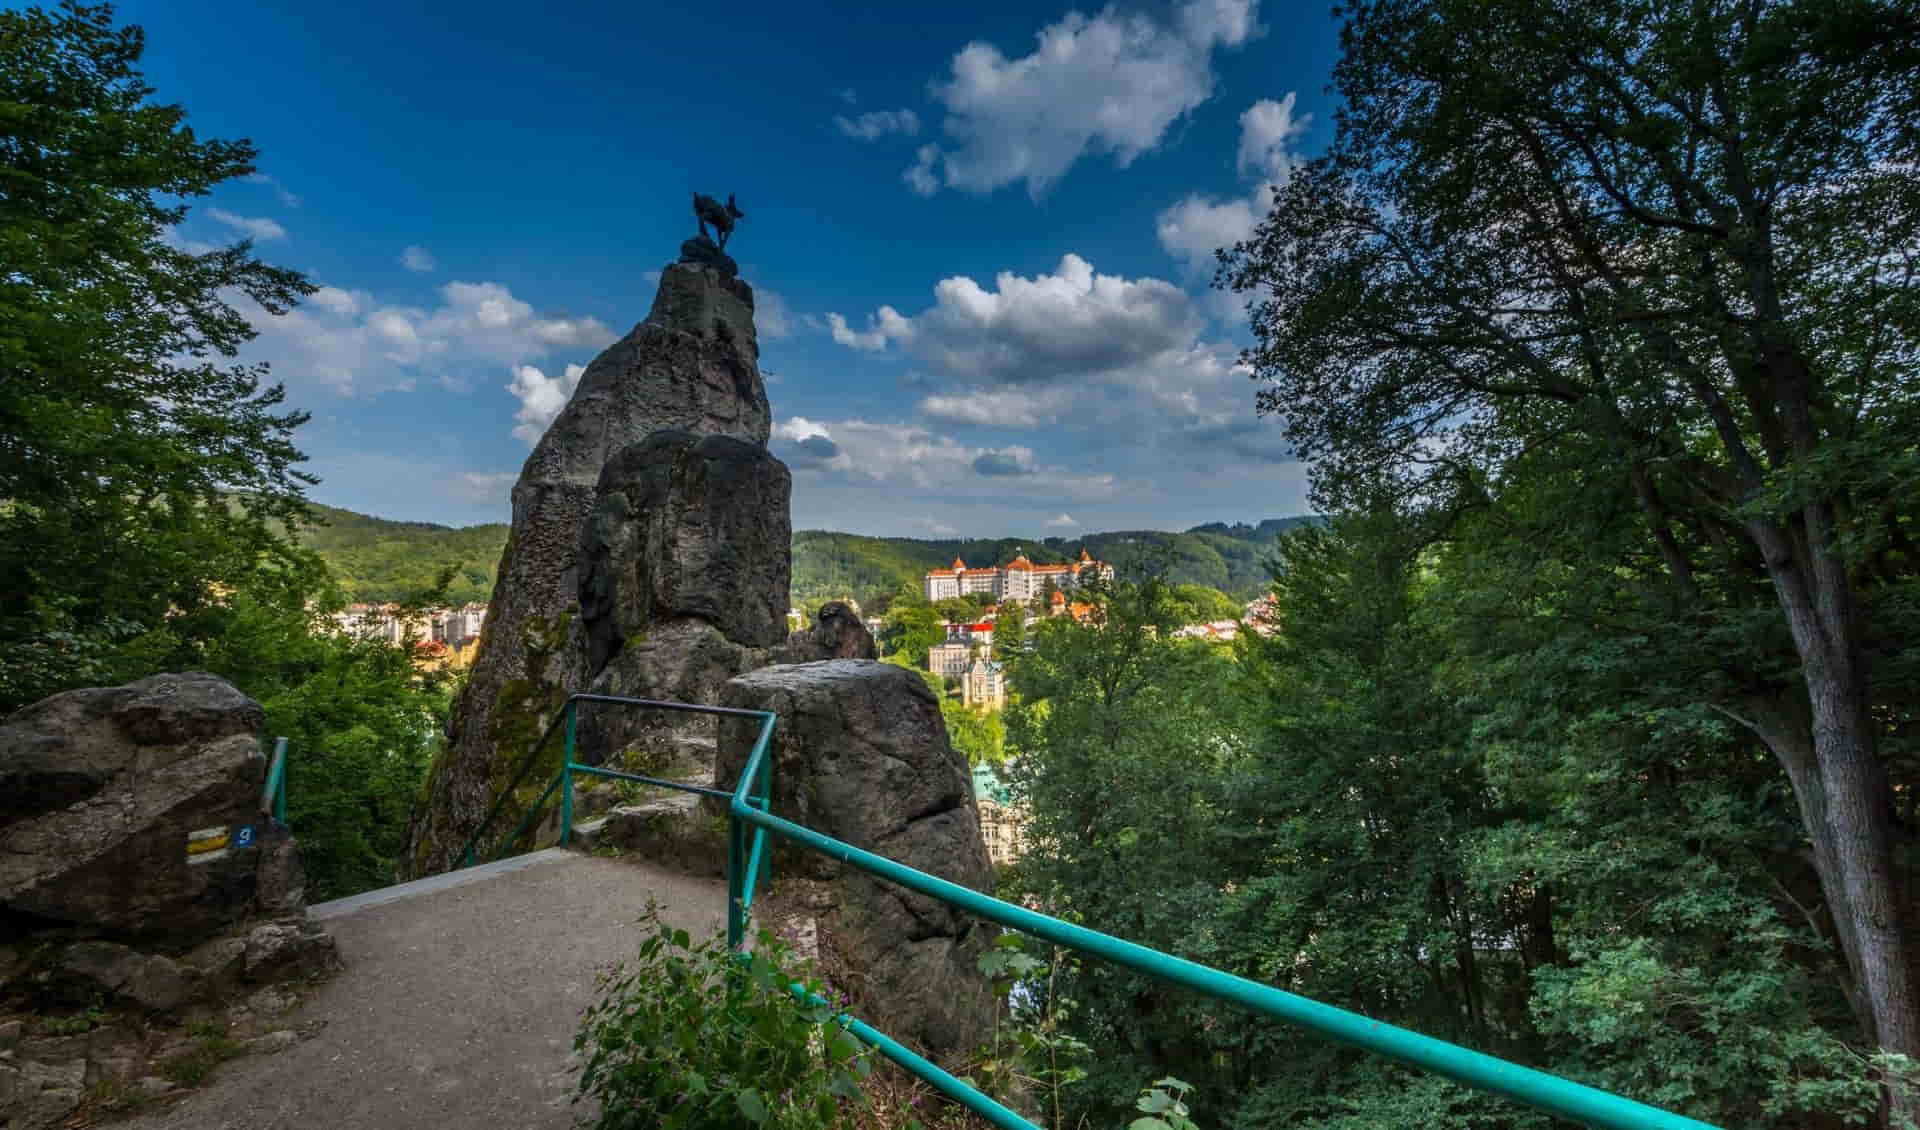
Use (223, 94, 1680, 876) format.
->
(560, 700, 576, 846)
(726, 812, 745, 949)
(273, 736, 287, 824)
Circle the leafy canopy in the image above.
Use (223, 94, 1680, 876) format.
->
(0, 1, 316, 708)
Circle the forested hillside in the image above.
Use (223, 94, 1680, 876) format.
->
(295, 504, 509, 604)
(293, 505, 1315, 608)
(792, 517, 1314, 611)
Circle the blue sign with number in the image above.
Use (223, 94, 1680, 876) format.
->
(234, 825, 255, 849)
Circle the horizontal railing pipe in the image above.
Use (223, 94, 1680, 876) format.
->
(726, 798, 1721, 1130)
(568, 764, 736, 802)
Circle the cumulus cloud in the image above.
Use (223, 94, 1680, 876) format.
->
(973, 449, 1036, 476)
(241, 278, 614, 398)
(1157, 93, 1309, 276)
(308, 286, 361, 317)
(400, 245, 436, 272)
(507, 362, 585, 444)
(912, 0, 1259, 197)
(243, 173, 302, 207)
(835, 109, 921, 140)
(1045, 513, 1078, 528)
(208, 208, 287, 241)
(832, 253, 1199, 384)
(827, 306, 914, 352)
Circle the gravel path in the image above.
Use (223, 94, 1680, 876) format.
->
(122, 850, 726, 1130)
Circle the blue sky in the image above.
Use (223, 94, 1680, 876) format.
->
(114, 0, 1342, 535)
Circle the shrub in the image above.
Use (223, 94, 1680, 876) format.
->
(573, 902, 872, 1129)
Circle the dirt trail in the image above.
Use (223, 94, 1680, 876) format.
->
(123, 850, 725, 1130)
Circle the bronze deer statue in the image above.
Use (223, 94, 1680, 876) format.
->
(692, 192, 744, 249)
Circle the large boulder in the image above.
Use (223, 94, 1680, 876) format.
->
(411, 262, 773, 874)
(579, 430, 792, 674)
(713, 660, 995, 1064)
(773, 601, 876, 663)
(0, 674, 284, 941)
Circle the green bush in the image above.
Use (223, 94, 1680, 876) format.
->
(573, 903, 872, 1129)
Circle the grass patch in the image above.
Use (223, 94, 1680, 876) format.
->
(158, 1030, 243, 1087)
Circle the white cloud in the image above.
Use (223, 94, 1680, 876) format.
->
(1155, 188, 1272, 276)
(400, 245, 436, 272)
(507, 362, 586, 444)
(912, 0, 1260, 197)
(904, 145, 942, 196)
(1045, 513, 1078, 528)
(757, 288, 797, 338)
(911, 517, 959, 536)
(1156, 93, 1309, 276)
(774, 416, 834, 443)
(835, 109, 921, 140)
(208, 208, 287, 241)
(643, 269, 663, 284)
(309, 286, 362, 317)
(1236, 93, 1308, 180)
(243, 173, 302, 207)
(827, 306, 914, 352)
(242, 279, 615, 397)
(436, 373, 473, 393)
(834, 253, 1199, 384)
(920, 387, 1072, 428)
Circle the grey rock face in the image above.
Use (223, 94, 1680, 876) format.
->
(574, 618, 766, 775)
(58, 942, 190, 1011)
(0, 673, 295, 940)
(580, 430, 793, 675)
(713, 660, 995, 1063)
(594, 794, 727, 878)
(241, 919, 342, 982)
(773, 601, 877, 663)
(412, 262, 772, 875)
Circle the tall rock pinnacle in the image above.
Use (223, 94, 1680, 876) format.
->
(407, 262, 772, 875)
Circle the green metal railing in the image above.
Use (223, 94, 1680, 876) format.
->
(464, 693, 1722, 1130)
(261, 736, 289, 825)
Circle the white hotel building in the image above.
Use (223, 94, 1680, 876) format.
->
(923, 549, 1113, 603)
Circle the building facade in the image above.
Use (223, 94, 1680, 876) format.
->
(963, 656, 1006, 710)
(924, 548, 1113, 603)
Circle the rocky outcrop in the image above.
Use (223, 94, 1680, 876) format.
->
(712, 660, 995, 1064)
(411, 262, 772, 874)
(0, 674, 338, 1129)
(0, 673, 285, 940)
(773, 601, 876, 663)
(568, 430, 791, 783)
(579, 431, 792, 675)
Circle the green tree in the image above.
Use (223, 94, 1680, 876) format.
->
(879, 588, 944, 668)
(1221, 0, 1920, 1094)
(941, 698, 1005, 766)
(0, 1, 317, 710)
(994, 601, 1027, 661)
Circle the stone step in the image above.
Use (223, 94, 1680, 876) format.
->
(308, 848, 581, 921)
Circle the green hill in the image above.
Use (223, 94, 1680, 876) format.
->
(291, 503, 1316, 609)
(296, 503, 509, 605)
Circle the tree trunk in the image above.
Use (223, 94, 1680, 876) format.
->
(1744, 515, 1918, 1122)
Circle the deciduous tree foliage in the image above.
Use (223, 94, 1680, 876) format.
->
(1007, 530, 1889, 1128)
(1219, 0, 1920, 1106)
(0, 1, 315, 707)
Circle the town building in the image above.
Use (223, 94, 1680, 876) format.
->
(963, 656, 1006, 710)
(972, 762, 1026, 867)
(923, 548, 1114, 603)
(928, 620, 994, 679)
